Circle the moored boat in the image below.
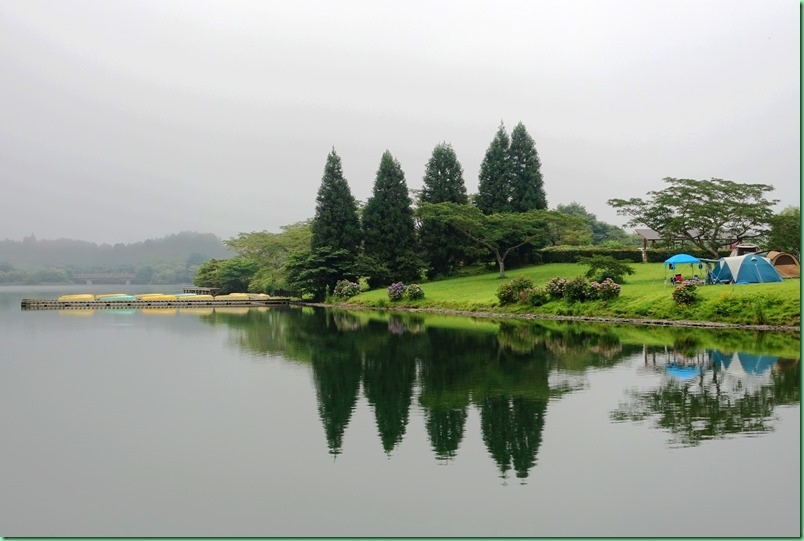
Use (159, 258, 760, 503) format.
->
(58, 294, 95, 301)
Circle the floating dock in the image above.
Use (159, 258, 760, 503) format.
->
(21, 296, 292, 311)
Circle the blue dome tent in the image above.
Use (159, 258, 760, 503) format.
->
(710, 255, 783, 284)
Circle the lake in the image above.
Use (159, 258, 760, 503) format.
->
(0, 285, 800, 537)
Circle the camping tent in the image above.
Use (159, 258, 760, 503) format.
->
(710, 255, 783, 284)
(664, 253, 704, 285)
(766, 251, 800, 278)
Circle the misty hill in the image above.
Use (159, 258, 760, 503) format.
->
(0, 231, 234, 270)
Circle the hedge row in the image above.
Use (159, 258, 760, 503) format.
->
(536, 245, 731, 264)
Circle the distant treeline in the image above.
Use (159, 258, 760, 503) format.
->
(0, 231, 234, 284)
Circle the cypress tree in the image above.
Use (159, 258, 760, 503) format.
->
(475, 122, 511, 214)
(420, 142, 468, 205)
(362, 151, 420, 286)
(419, 142, 472, 279)
(310, 149, 362, 255)
(508, 122, 547, 212)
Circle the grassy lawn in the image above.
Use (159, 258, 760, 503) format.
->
(343, 262, 801, 327)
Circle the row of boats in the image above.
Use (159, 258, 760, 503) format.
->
(57, 292, 273, 302)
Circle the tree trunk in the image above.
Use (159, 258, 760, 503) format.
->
(495, 250, 506, 278)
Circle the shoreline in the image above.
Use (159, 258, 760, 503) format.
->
(303, 302, 801, 333)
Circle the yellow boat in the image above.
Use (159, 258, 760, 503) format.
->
(134, 293, 164, 299)
(95, 293, 127, 299)
(182, 295, 214, 301)
(58, 294, 95, 301)
(138, 294, 177, 301)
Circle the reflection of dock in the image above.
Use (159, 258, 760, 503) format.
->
(21, 297, 291, 310)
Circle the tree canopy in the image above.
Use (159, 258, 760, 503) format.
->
(418, 202, 551, 278)
(608, 177, 778, 257)
(767, 206, 800, 259)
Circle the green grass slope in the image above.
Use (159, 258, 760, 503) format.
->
(343, 262, 801, 327)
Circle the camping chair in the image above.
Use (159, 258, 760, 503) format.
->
(671, 273, 683, 284)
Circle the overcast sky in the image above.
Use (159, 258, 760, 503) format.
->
(0, 0, 799, 245)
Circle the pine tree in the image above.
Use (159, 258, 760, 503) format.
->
(361, 151, 420, 286)
(475, 122, 511, 214)
(419, 142, 472, 279)
(508, 122, 547, 212)
(310, 149, 362, 255)
(420, 143, 468, 205)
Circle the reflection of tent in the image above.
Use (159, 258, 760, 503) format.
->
(766, 251, 800, 278)
(711, 350, 732, 370)
(736, 352, 778, 376)
(665, 364, 700, 380)
(664, 253, 704, 284)
(710, 255, 783, 284)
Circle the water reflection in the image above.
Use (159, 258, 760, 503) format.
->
(612, 346, 801, 447)
(188, 306, 798, 478)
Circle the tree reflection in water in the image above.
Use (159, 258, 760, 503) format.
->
(611, 346, 801, 447)
(197, 306, 800, 478)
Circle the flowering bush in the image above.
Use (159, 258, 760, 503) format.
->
(405, 284, 425, 300)
(519, 286, 550, 306)
(672, 282, 699, 306)
(333, 280, 360, 299)
(545, 276, 568, 299)
(387, 282, 407, 301)
(497, 275, 534, 305)
(590, 278, 621, 300)
(563, 275, 595, 302)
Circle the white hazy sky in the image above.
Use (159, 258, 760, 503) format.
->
(0, 0, 799, 244)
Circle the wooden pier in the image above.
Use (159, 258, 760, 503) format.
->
(21, 297, 292, 311)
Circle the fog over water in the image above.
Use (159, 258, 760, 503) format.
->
(0, 0, 799, 244)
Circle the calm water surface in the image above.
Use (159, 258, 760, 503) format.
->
(0, 285, 800, 537)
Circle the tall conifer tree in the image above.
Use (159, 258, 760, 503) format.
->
(420, 143, 468, 205)
(508, 122, 547, 212)
(475, 123, 511, 215)
(361, 151, 420, 286)
(310, 149, 362, 255)
(419, 143, 472, 278)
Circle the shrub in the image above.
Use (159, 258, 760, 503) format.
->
(564, 275, 595, 302)
(590, 278, 621, 300)
(405, 284, 425, 300)
(672, 282, 699, 306)
(520, 286, 550, 307)
(545, 276, 568, 299)
(497, 275, 534, 305)
(387, 282, 407, 301)
(579, 255, 635, 284)
(333, 279, 360, 299)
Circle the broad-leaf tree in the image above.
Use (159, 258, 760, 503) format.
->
(362, 151, 420, 286)
(475, 123, 511, 215)
(509, 122, 547, 212)
(419, 142, 474, 278)
(310, 149, 362, 256)
(767, 206, 800, 259)
(418, 202, 550, 278)
(556, 202, 634, 246)
(608, 177, 778, 258)
(224, 221, 311, 293)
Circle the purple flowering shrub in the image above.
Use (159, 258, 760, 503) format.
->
(387, 282, 407, 301)
(545, 276, 568, 299)
(590, 278, 621, 300)
(333, 280, 361, 299)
